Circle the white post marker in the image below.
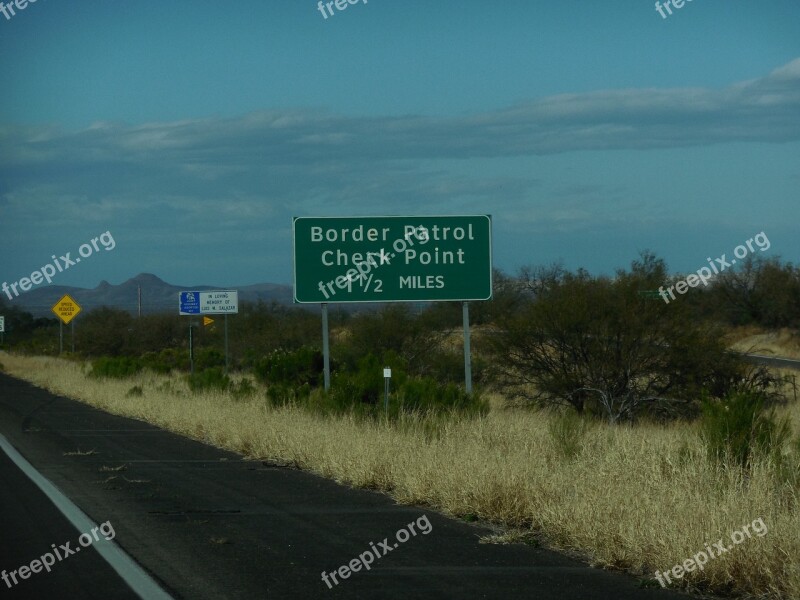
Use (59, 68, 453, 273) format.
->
(383, 367, 391, 416)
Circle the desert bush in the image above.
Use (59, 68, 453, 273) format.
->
(707, 256, 800, 328)
(490, 253, 751, 423)
(266, 382, 312, 407)
(89, 356, 143, 379)
(13, 326, 61, 356)
(397, 377, 486, 416)
(321, 352, 484, 418)
(187, 367, 231, 392)
(326, 371, 383, 413)
(700, 389, 792, 468)
(126, 313, 185, 356)
(140, 348, 189, 374)
(0, 299, 59, 354)
(253, 347, 325, 387)
(548, 410, 591, 459)
(231, 377, 257, 400)
(421, 349, 493, 387)
(326, 352, 406, 409)
(195, 348, 226, 371)
(231, 301, 322, 364)
(77, 307, 135, 357)
(335, 305, 454, 379)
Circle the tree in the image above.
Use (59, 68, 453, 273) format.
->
(489, 254, 751, 423)
(77, 307, 134, 356)
(335, 304, 453, 379)
(708, 256, 800, 328)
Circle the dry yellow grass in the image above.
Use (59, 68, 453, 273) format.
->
(2, 352, 799, 599)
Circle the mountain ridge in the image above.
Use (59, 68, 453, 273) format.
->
(5, 273, 294, 317)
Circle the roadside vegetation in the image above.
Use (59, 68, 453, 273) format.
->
(1, 252, 800, 598)
(2, 353, 798, 599)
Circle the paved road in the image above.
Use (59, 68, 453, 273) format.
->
(742, 353, 800, 371)
(0, 372, 690, 599)
(0, 448, 142, 599)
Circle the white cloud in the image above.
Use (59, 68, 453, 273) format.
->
(2, 57, 798, 172)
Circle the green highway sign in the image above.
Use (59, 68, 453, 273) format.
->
(638, 290, 664, 299)
(293, 215, 492, 303)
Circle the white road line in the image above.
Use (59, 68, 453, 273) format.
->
(0, 434, 173, 600)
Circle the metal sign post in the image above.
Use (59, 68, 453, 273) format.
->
(189, 323, 194, 375)
(179, 290, 238, 374)
(383, 367, 391, 416)
(293, 216, 492, 397)
(463, 302, 472, 395)
(321, 303, 331, 392)
(224, 314, 229, 375)
(52, 294, 81, 356)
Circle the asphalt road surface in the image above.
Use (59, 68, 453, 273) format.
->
(0, 372, 691, 599)
(742, 353, 800, 371)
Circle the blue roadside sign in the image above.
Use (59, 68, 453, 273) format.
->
(179, 291, 201, 315)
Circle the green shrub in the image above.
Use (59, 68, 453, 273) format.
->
(265, 383, 290, 407)
(231, 377, 257, 400)
(266, 382, 311, 407)
(423, 350, 493, 386)
(89, 357, 143, 379)
(548, 410, 591, 459)
(195, 348, 226, 371)
(323, 352, 404, 412)
(397, 377, 486, 416)
(700, 389, 791, 468)
(774, 435, 800, 489)
(140, 348, 188, 374)
(187, 367, 231, 392)
(321, 353, 485, 419)
(156, 381, 177, 395)
(326, 372, 379, 414)
(126, 385, 144, 398)
(253, 347, 324, 387)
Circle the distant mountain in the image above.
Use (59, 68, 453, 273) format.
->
(9, 273, 294, 317)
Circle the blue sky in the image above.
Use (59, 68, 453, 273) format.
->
(1, 0, 799, 293)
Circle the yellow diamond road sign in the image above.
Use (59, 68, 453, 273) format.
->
(52, 294, 81, 325)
